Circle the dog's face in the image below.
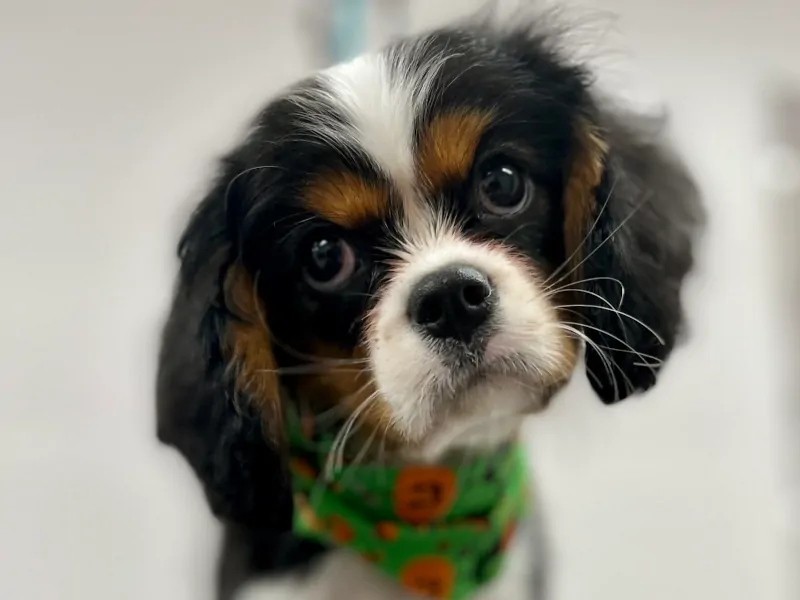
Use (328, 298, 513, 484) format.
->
(159, 20, 702, 525)
(246, 34, 599, 452)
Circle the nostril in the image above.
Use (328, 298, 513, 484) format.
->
(416, 295, 443, 326)
(461, 281, 490, 309)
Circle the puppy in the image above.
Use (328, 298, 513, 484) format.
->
(156, 12, 703, 600)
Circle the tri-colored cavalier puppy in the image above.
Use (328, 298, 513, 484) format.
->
(157, 13, 702, 600)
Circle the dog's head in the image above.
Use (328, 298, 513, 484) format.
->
(157, 20, 702, 530)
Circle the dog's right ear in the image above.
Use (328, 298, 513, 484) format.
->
(565, 108, 704, 404)
(156, 161, 291, 530)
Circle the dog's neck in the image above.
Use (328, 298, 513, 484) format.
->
(403, 414, 525, 464)
(296, 407, 524, 468)
(284, 403, 529, 600)
(287, 380, 534, 467)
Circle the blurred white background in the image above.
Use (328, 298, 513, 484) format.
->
(0, 1, 797, 599)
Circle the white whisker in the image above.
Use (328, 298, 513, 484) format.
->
(556, 302, 664, 345)
(324, 385, 379, 481)
(549, 194, 651, 289)
(546, 176, 619, 283)
(560, 320, 659, 377)
(557, 323, 626, 401)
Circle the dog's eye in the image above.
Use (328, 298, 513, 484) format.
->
(302, 233, 358, 292)
(476, 160, 532, 216)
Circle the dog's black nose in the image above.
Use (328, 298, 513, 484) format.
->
(408, 264, 494, 342)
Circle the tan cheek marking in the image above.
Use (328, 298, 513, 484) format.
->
(224, 266, 281, 437)
(417, 110, 494, 191)
(563, 118, 608, 278)
(303, 171, 389, 227)
(294, 341, 400, 446)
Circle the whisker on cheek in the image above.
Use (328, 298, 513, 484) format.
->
(255, 365, 369, 376)
(547, 193, 650, 290)
(558, 308, 664, 364)
(559, 320, 660, 375)
(313, 402, 355, 426)
(325, 385, 381, 481)
(557, 302, 665, 345)
(546, 176, 618, 284)
(499, 221, 540, 244)
(543, 276, 626, 298)
(555, 323, 631, 401)
(338, 291, 378, 299)
(345, 427, 380, 476)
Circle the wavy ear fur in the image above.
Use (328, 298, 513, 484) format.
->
(492, 14, 704, 403)
(156, 163, 291, 530)
(576, 108, 704, 403)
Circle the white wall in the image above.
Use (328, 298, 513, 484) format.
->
(0, 1, 796, 600)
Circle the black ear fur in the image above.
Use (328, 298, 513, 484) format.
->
(480, 7, 703, 403)
(579, 109, 704, 403)
(156, 168, 292, 530)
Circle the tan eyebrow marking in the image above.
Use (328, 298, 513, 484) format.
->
(304, 170, 390, 228)
(417, 109, 494, 191)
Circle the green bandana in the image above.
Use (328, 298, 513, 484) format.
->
(286, 409, 530, 599)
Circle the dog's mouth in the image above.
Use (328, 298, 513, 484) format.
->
(428, 342, 548, 420)
(408, 360, 542, 459)
(435, 333, 541, 392)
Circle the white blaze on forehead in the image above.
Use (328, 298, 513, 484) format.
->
(293, 41, 450, 200)
(321, 54, 416, 192)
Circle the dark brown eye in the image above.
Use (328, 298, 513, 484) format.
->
(302, 233, 357, 291)
(477, 161, 533, 216)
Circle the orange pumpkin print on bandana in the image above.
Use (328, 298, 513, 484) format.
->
(328, 515, 355, 544)
(375, 521, 400, 541)
(400, 556, 455, 598)
(288, 458, 317, 481)
(499, 519, 518, 550)
(394, 467, 457, 524)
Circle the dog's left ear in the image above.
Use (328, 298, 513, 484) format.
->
(563, 108, 705, 403)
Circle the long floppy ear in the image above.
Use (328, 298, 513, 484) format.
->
(156, 165, 292, 529)
(564, 109, 704, 403)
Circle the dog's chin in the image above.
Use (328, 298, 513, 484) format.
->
(396, 370, 548, 462)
